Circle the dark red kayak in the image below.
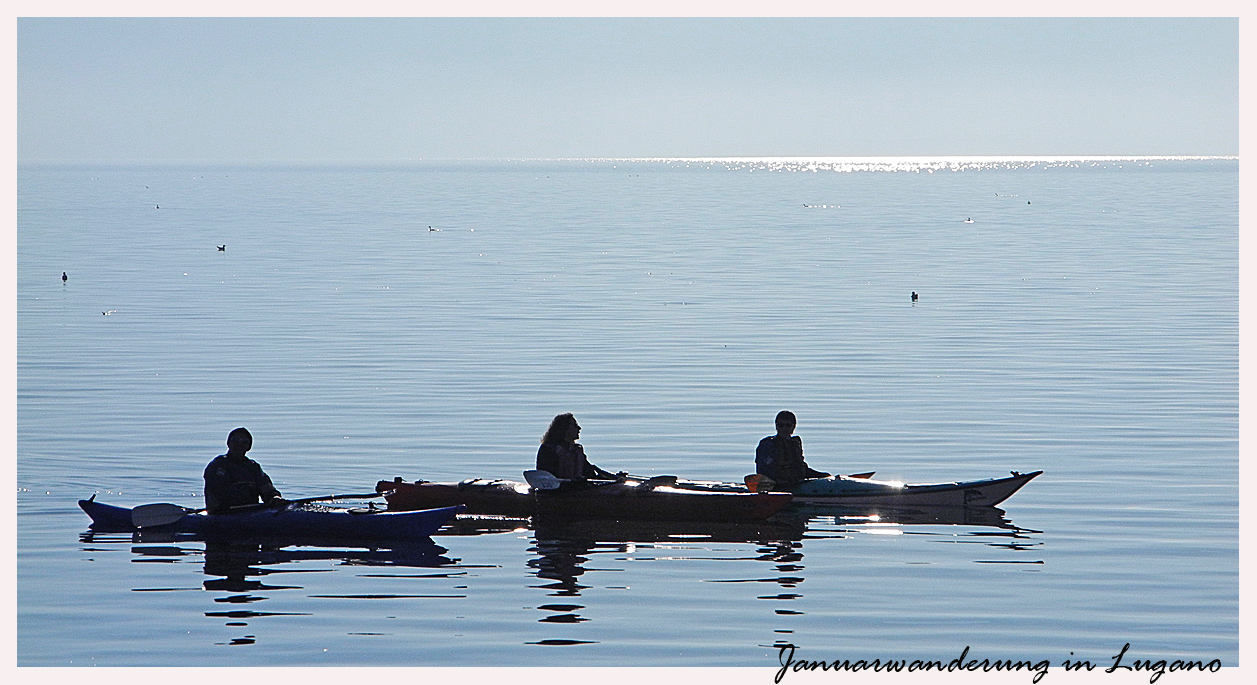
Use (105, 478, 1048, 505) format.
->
(376, 478, 537, 516)
(376, 476, 792, 523)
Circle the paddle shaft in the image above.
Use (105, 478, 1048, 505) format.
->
(744, 472, 874, 492)
(131, 492, 381, 528)
(286, 492, 380, 507)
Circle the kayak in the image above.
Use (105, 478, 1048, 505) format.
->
(535, 480, 792, 522)
(78, 495, 463, 540)
(376, 478, 537, 517)
(375, 477, 793, 523)
(784, 470, 1041, 507)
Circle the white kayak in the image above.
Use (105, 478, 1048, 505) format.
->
(787, 470, 1041, 507)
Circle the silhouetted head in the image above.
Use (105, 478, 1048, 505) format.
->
(775, 411, 797, 436)
(542, 413, 580, 445)
(226, 427, 253, 454)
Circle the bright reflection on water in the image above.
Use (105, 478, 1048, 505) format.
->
(582, 155, 1232, 173)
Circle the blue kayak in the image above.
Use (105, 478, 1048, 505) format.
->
(79, 496, 462, 540)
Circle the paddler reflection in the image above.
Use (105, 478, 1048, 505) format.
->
(202, 540, 457, 592)
(529, 536, 595, 598)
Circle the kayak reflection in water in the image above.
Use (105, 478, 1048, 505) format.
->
(755, 411, 831, 491)
(204, 427, 287, 514)
(536, 413, 624, 483)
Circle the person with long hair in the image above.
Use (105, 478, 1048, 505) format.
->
(536, 413, 621, 481)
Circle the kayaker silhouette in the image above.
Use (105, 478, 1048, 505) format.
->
(753, 411, 831, 491)
(203, 427, 286, 514)
(536, 413, 624, 484)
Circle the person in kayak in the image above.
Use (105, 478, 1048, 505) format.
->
(536, 413, 623, 482)
(755, 411, 831, 490)
(204, 427, 286, 514)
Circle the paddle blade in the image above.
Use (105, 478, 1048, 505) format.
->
(523, 470, 563, 490)
(131, 503, 192, 528)
(744, 474, 775, 492)
(635, 475, 679, 490)
(847, 472, 875, 479)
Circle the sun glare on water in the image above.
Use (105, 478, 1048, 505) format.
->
(557, 155, 1233, 173)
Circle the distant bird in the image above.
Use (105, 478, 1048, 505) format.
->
(61, 272, 67, 283)
(155, 205, 160, 209)
(1027, 200, 1031, 204)
(428, 226, 440, 232)
(964, 218, 974, 223)
(911, 291, 918, 302)
(217, 245, 226, 251)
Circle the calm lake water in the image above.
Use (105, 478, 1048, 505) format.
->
(15, 158, 1238, 668)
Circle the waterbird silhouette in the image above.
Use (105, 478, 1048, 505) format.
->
(217, 245, 226, 251)
(62, 272, 67, 283)
(911, 291, 918, 302)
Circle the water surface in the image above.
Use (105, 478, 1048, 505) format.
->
(16, 158, 1238, 666)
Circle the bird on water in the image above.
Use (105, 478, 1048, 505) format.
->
(911, 291, 918, 302)
(217, 245, 226, 251)
(62, 272, 67, 283)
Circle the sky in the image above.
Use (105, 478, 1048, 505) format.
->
(15, 17, 1240, 163)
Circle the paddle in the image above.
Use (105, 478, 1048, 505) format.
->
(744, 474, 775, 492)
(523, 469, 564, 491)
(743, 472, 875, 492)
(523, 470, 677, 492)
(633, 475, 678, 490)
(130, 492, 381, 528)
(622, 473, 679, 484)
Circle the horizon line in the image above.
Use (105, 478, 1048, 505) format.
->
(17, 154, 1239, 166)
